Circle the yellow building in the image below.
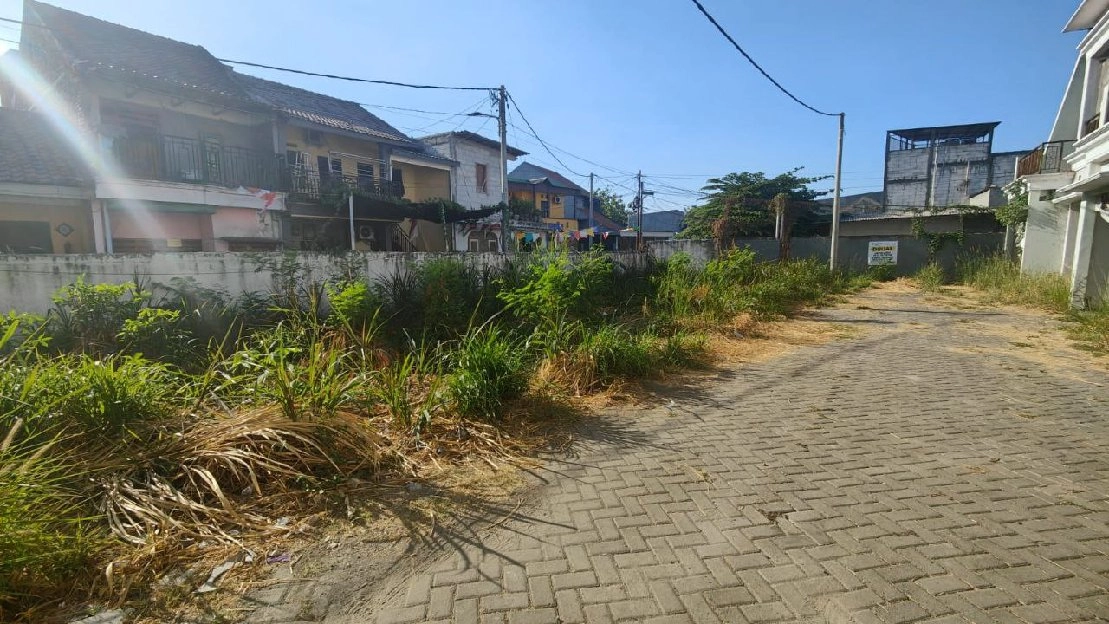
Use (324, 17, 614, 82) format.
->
(507, 161, 591, 244)
(237, 73, 456, 251)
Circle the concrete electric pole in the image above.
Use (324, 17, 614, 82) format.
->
(829, 112, 845, 271)
(588, 172, 594, 250)
(498, 85, 510, 253)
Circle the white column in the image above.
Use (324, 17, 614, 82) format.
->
(1061, 203, 1079, 275)
(1078, 53, 1100, 139)
(1069, 195, 1097, 307)
(90, 199, 106, 254)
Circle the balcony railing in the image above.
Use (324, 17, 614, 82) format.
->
(112, 134, 280, 189)
(1016, 140, 1075, 177)
(1084, 113, 1101, 137)
(284, 165, 405, 203)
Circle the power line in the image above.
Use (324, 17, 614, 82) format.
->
(507, 121, 634, 177)
(0, 16, 493, 91)
(504, 91, 587, 178)
(218, 59, 493, 91)
(687, 0, 837, 117)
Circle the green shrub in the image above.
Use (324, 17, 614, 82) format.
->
(866, 264, 897, 282)
(48, 277, 150, 354)
(0, 312, 49, 356)
(117, 308, 196, 364)
(417, 258, 486, 339)
(325, 280, 380, 330)
(447, 326, 527, 419)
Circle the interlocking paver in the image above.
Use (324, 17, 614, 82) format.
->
(247, 288, 1109, 623)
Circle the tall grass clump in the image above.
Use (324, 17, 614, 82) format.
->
(914, 263, 946, 292)
(1067, 304, 1109, 355)
(446, 325, 527, 419)
(0, 421, 102, 620)
(957, 255, 1070, 312)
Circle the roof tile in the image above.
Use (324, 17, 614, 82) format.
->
(28, 0, 250, 100)
(0, 108, 93, 186)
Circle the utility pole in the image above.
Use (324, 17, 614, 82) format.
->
(588, 172, 594, 250)
(498, 85, 510, 253)
(636, 171, 644, 252)
(829, 112, 845, 271)
(349, 192, 356, 252)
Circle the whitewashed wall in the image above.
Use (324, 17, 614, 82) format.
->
(0, 251, 648, 313)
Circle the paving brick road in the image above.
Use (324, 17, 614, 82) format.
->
(251, 287, 1109, 623)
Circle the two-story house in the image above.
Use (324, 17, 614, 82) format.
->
(1016, 0, 1109, 306)
(508, 161, 591, 247)
(3, 1, 459, 254)
(237, 74, 457, 251)
(10, 0, 287, 253)
(420, 130, 526, 252)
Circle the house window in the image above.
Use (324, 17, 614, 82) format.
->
(541, 199, 550, 215)
(391, 166, 404, 184)
(330, 158, 343, 175)
(357, 162, 374, 191)
(317, 155, 331, 180)
(476, 163, 488, 193)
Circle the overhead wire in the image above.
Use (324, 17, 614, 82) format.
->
(687, 0, 837, 117)
(504, 91, 587, 178)
(0, 16, 493, 91)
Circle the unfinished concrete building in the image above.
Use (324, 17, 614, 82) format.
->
(883, 122, 1023, 209)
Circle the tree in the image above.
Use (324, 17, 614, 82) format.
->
(593, 188, 628, 226)
(677, 168, 830, 239)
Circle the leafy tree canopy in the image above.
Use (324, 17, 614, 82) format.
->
(593, 188, 628, 226)
(677, 168, 830, 239)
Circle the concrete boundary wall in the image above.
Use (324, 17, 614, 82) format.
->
(0, 251, 649, 314)
(648, 234, 1004, 275)
(0, 235, 1003, 314)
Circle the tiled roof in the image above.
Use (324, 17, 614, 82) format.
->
(27, 1, 250, 100)
(508, 161, 586, 194)
(234, 72, 413, 144)
(0, 108, 92, 186)
(420, 131, 526, 157)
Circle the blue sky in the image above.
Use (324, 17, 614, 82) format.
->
(0, 0, 1084, 211)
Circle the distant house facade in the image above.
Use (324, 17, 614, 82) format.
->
(508, 161, 591, 247)
(0, 0, 458, 255)
(420, 131, 525, 252)
(885, 123, 1020, 211)
(238, 73, 456, 252)
(812, 123, 1018, 238)
(5, 0, 287, 253)
(1014, 0, 1109, 306)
